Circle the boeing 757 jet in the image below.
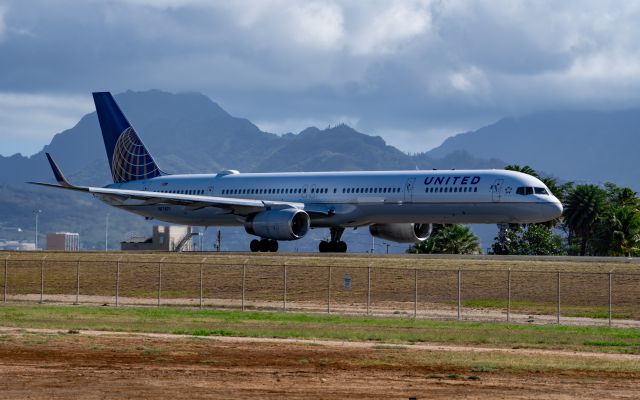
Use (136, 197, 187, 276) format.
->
(30, 92, 563, 252)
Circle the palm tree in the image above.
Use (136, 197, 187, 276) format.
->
(563, 185, 607, 256)
(610, 206, 640, 257)
(409, 224, 480, 254)
(439, 224, 481, 254)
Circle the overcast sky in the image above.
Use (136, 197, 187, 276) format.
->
(2, 0, 640, 157)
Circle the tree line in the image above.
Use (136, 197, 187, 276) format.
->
(408, 165, 640, 256)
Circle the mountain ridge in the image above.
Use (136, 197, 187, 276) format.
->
(0, 90, 504, 185)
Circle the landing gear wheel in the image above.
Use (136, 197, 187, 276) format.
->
(319, 240, 347, 253)
(259, 238, 270, 252)
(250, 239, 261, 252)
(255, 238, 278, 252)
(269, 240, 279, 252)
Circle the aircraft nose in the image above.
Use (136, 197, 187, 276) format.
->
(542, 199, 563, 220)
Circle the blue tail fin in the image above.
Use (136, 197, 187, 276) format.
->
(92, 92, 164, 183)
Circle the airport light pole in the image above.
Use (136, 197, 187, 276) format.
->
(105, 213, 110, 252)
(33, 210, 42, 250)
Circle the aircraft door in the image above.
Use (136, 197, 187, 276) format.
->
(491, 179, 504, 202)
(310, 184, 318, 200)
(404, 177, 416, 202)
(303, 184, 309, 199)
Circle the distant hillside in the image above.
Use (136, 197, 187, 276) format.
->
(427, 110, 640, 189)
(0, 90, 503, 185)
(0, 90, 502, 250)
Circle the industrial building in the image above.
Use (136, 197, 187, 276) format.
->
(46, 232, 80, 251)
(121, 225, 197, 251)
(0, 241, 36, 251)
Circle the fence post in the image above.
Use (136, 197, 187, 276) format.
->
(327, 266, 332, 314)
(199, 257, 206, 309)
(457, 269, 461, 321)
(39, 255, 47, 304)
(414, 269, 418, 319)
(556, 271, 561, 325)
(507, 269, 511, 323)
(115, 257, 122, 307)
(283, 263, 287, 312)
(608, 271, 613, 327)
(367, 265, 371, 316)
(242, 262, 246, 312)
(3, 255, 9, 303)
(74, 259, 80, 305)
(157, 257, 165, 307)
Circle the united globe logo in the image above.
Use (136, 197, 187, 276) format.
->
(111, 127, 162, 183)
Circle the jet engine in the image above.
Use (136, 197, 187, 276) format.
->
(244, 209, 310, 240)
(368, 223, 432, 243)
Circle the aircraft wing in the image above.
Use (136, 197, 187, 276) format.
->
(29, 152, 332, 217)
(89, 186, 309, 216)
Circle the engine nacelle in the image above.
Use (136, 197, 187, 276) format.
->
(244, 208, 310, 241)
(369, 223, 432, 243)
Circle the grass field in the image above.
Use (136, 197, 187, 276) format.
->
(1, 301, 640, 398)
(2, 251, 639, 322)
(1, 304, 640, 356)
(3, 250, 640, 271)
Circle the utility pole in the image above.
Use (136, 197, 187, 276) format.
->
(105, 213, 110, 252)
(33, 210, 42, 250)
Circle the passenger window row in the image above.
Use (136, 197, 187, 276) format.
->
(158, 189, 205, 195)
(343, 187, 401, 194)
(220, 187, 402, 196)
(426, 187, 478, 193)
(222, 188, 309, 195)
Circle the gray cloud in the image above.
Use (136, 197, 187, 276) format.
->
(2, 0, 640, 156)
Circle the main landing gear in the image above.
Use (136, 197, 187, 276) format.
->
(250, 238, 279, 252)
(319, 227, 347, 253)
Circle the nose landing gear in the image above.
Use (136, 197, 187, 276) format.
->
(250, 238, 279, 252)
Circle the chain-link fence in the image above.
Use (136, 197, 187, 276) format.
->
(2, 256, 639, 327)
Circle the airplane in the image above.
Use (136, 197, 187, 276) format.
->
(30, 92, 563, 253)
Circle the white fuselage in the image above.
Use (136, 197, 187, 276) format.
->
(94, 169, 563, 228)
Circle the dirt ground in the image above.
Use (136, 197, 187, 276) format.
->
(0, 329, 638, 399)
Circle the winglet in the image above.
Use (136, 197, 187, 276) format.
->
(27, 153, 89, 193)
(45, 152, 71, 187)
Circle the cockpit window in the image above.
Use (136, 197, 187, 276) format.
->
(516, 186, 546, 195)
(534, 187, 549, 195)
